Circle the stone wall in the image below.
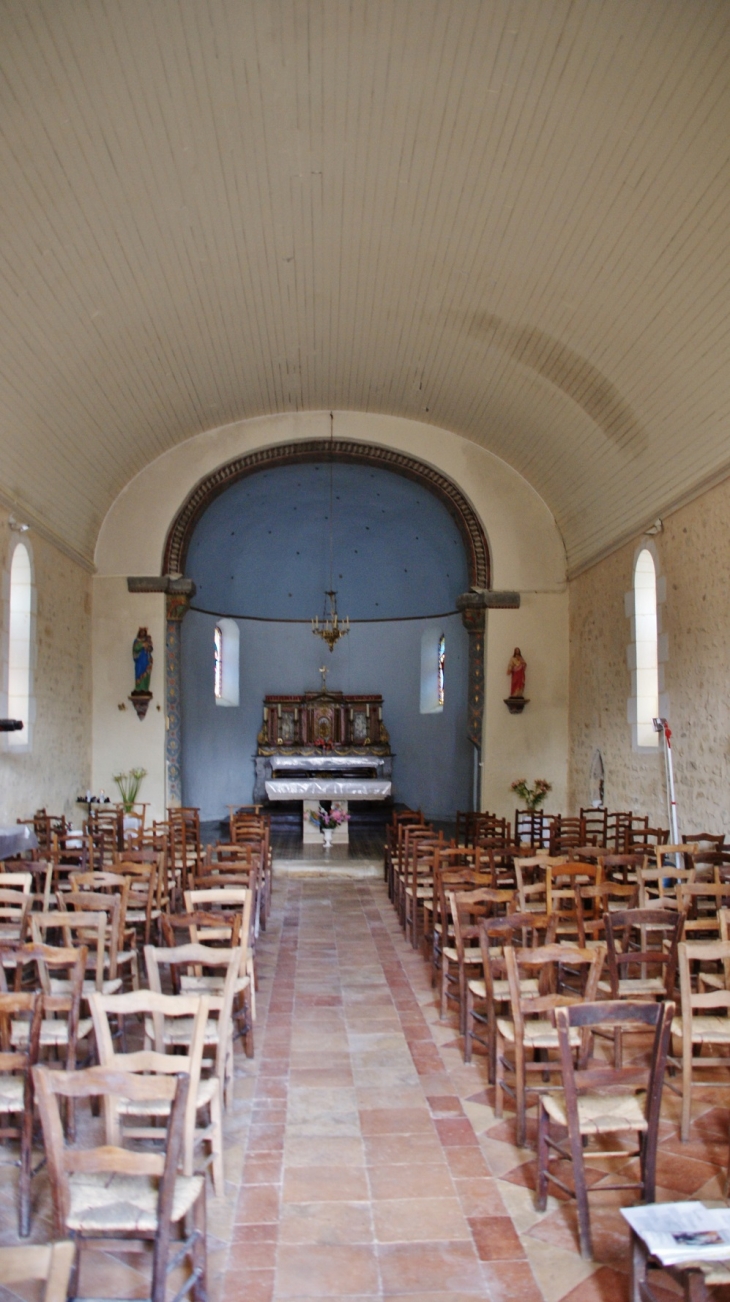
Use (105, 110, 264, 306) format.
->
(569, 476, 730, 833)
(0, 507, 92, 824)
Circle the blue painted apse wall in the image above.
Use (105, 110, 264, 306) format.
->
(181, 461, 472, 820)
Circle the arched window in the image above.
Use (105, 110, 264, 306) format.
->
(420, 628, 445, 714)
(437, 634, 446, 708)
(632, 548, 659, 748)
(6, 541, 33, 749)
(213, 618, 239, 707)
(213, 626, 223, 699)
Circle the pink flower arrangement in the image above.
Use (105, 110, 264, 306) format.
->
(308, 804, 351, 829)
(510, 778, 552, 811)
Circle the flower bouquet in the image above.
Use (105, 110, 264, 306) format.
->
(113, 767, 147, 813)
(510, 778, 552, 812)
(308, 803, 350, 850)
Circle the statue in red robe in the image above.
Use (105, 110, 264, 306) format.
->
(507, 647, 526, 697)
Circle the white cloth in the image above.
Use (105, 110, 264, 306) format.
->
(265, 779, 391, 800)
(270, 755, 385, 771)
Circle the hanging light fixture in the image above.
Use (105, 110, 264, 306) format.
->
(312, 414, 350, 653)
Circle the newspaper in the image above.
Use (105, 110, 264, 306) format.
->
(622, 1203, 730, 1266)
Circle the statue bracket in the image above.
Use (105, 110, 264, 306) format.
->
(129, 691, 153, 721)
(504, 695, 529, 715)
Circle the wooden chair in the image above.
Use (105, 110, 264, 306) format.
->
(600, 853, 646, 885)
(32, 908, 118, 996)
(579, 807, 608, 847)
(5, 943, 90, 1138)
(667, 939, 730, 1141)
(183, 887, 255, 1055)
(545, 862, 602, 942)
(145, 942, 240, 1108)
(116, 859, 162, 944)
(536, 999, 675, 1259)
(430, 863, 490, 1007)
(448, 887, 515, 1037)
(495, 941, 605, 1147)
(33, 1064, 206, 1302)
(602, 908, 684, 1001)
(514, 855, 567, 914)
(58, 887, 139, 989)
(0, 991, 42, 1235)
(0, 1241, 75, 1302)
(676, 880, 730, 941)
(575, 881, 639, 947)
(89, 988, 225, 1196)
(466, 912, 556, 1076)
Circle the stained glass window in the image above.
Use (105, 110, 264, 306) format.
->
(214, 625, 223, 699)
(437, 634, 445, 708)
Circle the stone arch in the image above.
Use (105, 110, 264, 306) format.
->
(162, 439, 491, 589)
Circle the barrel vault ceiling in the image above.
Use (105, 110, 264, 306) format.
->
(0, 0, 729, 574)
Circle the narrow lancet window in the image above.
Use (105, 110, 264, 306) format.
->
(437, 634, 446, 708)
(214, 625, 223, 700)
(7, 542, 33, 748)
(633, 548, 659, 748)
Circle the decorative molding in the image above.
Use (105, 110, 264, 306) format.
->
(162, 439, 491, 590)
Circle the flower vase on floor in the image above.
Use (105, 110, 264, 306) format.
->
(322, 827, 334, 851)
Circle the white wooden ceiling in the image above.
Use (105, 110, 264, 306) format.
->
(0, 0, 729, 573)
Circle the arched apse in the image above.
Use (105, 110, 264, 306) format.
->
(181, 460, 472, 819)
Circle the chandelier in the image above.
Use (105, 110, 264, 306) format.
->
(312, 414, 350, 653)
(312, 589, 350, 652)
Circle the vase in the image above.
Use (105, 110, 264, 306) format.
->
(322, 827, 334, 851)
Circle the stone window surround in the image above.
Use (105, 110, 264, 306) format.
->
(625, 538, 668, 753)
(2, 536, 36, 753)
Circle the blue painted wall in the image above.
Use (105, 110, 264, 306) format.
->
(181, 461, 472, 819)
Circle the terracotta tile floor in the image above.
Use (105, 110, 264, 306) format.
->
(3, 875, 730, 1301)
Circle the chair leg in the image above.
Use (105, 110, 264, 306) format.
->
(681, 1036, 692, 1142)
(535, 1098, 549, 1211)
(566, 1118, 593, 1260)
(494, 1030, 505, 1119)
(464, 986, 473, 1063)
(439, 956, 450, 1020)
(210, 1088, 225, 1199)
(191, 1186, 208, 1302)
(515, 1048, 526, 1148)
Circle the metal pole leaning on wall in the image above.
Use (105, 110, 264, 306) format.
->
(653, 717, 680, 850)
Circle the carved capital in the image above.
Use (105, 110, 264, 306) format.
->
(166, 592, 192, 622)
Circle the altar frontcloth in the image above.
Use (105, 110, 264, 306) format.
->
(265, 779, 392, 800)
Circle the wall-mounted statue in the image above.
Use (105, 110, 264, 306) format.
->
(130, 626, 154, 719)
(507, 647, 526, 697)
(133, 627, 153, 693)
(505, 647, 529, 714)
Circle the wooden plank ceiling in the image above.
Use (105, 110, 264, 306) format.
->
(0, 0, 728, 573)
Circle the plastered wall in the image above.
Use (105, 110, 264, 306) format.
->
(0, 507, 91, 824)
(94, 411, 569, 823)
(91, 580, 166, 816)
(569, 475, 730, 832)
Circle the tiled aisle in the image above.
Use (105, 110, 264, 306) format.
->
(3, 875, 729, 1302)
(221, 877, 730, 1302)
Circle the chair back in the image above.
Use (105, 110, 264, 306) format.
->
(144, 942, 240, 1083)
(554, 999, 675, 1141)
(33, 1064, 190, 1230)
(603, 907, 684, 997)
(0, 1241, 75, 1302)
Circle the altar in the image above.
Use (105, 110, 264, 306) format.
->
(253, 683, 393, 839)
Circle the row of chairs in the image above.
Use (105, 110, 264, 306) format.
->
(0, 843, 263, 1302)
(385, 808, 730, 1259)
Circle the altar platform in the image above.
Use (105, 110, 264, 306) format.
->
(270, 810, 386, 878)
